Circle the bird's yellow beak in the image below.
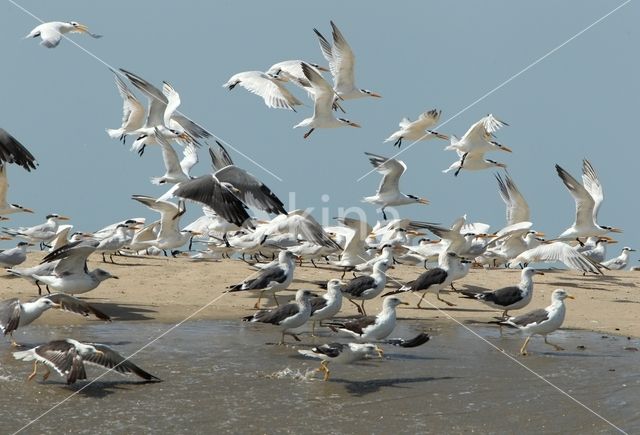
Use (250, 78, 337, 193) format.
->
(316, 65, 330, 72)
(369, 92, 382, 98)
(535, 271, 545, 276)
(189, 231, 203, 236)
(496, 163, 508, 168)
(534, 232, 545, 237)
(23, 208, 34, 214)
(0, 236, 12, 240)
(434, 132, 450, 140)
(349, 122, 362, 128)
(51, 303, 62, 309)
(417, 198, 430, 205)
(566, 295, 575, 300)
(75, 23, 91, 33)
(407, 230, 425, 236)
(609, 228, 623, 233)
(501, 146, 513, 153)
(57, 216, 71, 221)
(399, 301, 410, 306)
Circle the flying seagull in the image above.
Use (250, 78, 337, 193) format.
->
(13, 338, 160, 383)
(0, 294, 110, 346)
(25, 21, 101, 48)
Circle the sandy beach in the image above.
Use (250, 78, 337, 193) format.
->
(3, 252, 639, 338)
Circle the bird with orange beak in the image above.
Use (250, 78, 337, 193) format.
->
(25, 21, 101, 48)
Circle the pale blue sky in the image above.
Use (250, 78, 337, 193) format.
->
(1, 1, 637, 252)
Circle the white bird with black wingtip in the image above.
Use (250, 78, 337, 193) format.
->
(499, 288, 574, 355)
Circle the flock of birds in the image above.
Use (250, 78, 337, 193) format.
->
(0, 18, 635, 384)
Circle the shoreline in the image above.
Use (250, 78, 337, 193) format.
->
(3, 253, 639, 338)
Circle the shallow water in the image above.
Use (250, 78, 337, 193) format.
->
(1, 319, 638, 434)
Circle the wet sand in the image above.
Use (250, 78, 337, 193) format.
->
(2, 321, 639, 434)
(1, 252, 639, 337)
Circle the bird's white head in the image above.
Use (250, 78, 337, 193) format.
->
(296, 289, 313, 302)
(522, 267, 544, 278)
(94, 269, 118, 282)
(326, 278, 345, 293)
(383, 296, 409, 309)
(551, 288, 574, 302)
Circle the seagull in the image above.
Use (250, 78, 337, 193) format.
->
(578, 237, 616, 263)
(266, 60, 329, 93)
(556, 160, 622, 240)
(341, 259, 391, 316)
(384, 109, 449, 148)
(168, 144, 287, 227)
(362, 152, 429, 220)
(242, 289, 313, 345)
(0, 128, 38, 172)
(356, 244, 394, 272)
(0, 129, 37, 216)
(384, 251, 470, 307)
(0, 164, 34, 217)
(495, 173, 530, 225)
(258, 210, 342, 250)
(443, 149, 508, 177)
(325, 296, 407, 341)
(458, 267, 544, 318)
(309, 279, 343, 335)
(106, 73, 145, 143)
(298, 342, 381, 381)
(131, 195, 197, 253)
(32, 240, 118, 294)
(95, 221, 140, 262)
(228, 250, 296, 308)
(445, 114, 510, 155)
(293, 62, 361, 139)
(314, 21, 381, 102)
(118, 69, 210, 155)
(25, 21, 101, 48)
(3, 214, 70, 249)
(499, 288, 574, 355)
(223, 71, 303, 110)
(0, 241, 32, 267)
(513, 241, 604, 275)
(151, 133, 198, 185)
(13, 338, 160, 384)
(601, 247, 636, 270)
(6, 261, 58, 295)
(330, 217, 373, 276)
(0, 294, 110, 346)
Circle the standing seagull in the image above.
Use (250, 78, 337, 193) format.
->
(0, 241, 32, 267)
(3, 214, 70, 249)
(228, 250, 296, 308)
(0, 294, 110, 346)
(25, 21, 101, 48)
(601, 247, 636, 270)
(499, 289, 574, 355)
(314, 21, 381, 102)
(33, 240, 118, 294)
(385, 251, 469, 307)
(341, 259, 391, 316)
(325, 296, 407, 341)
(242, 289, 313, 345)
(384, 109, 449, 148)
(458, 267, 544, 318)
(309, 279, 343, 335)
(293, 63, 361, 138)
(362, 152, 429, 220)
(13, 339, 160, 384)
(556, 160, 621, 240)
